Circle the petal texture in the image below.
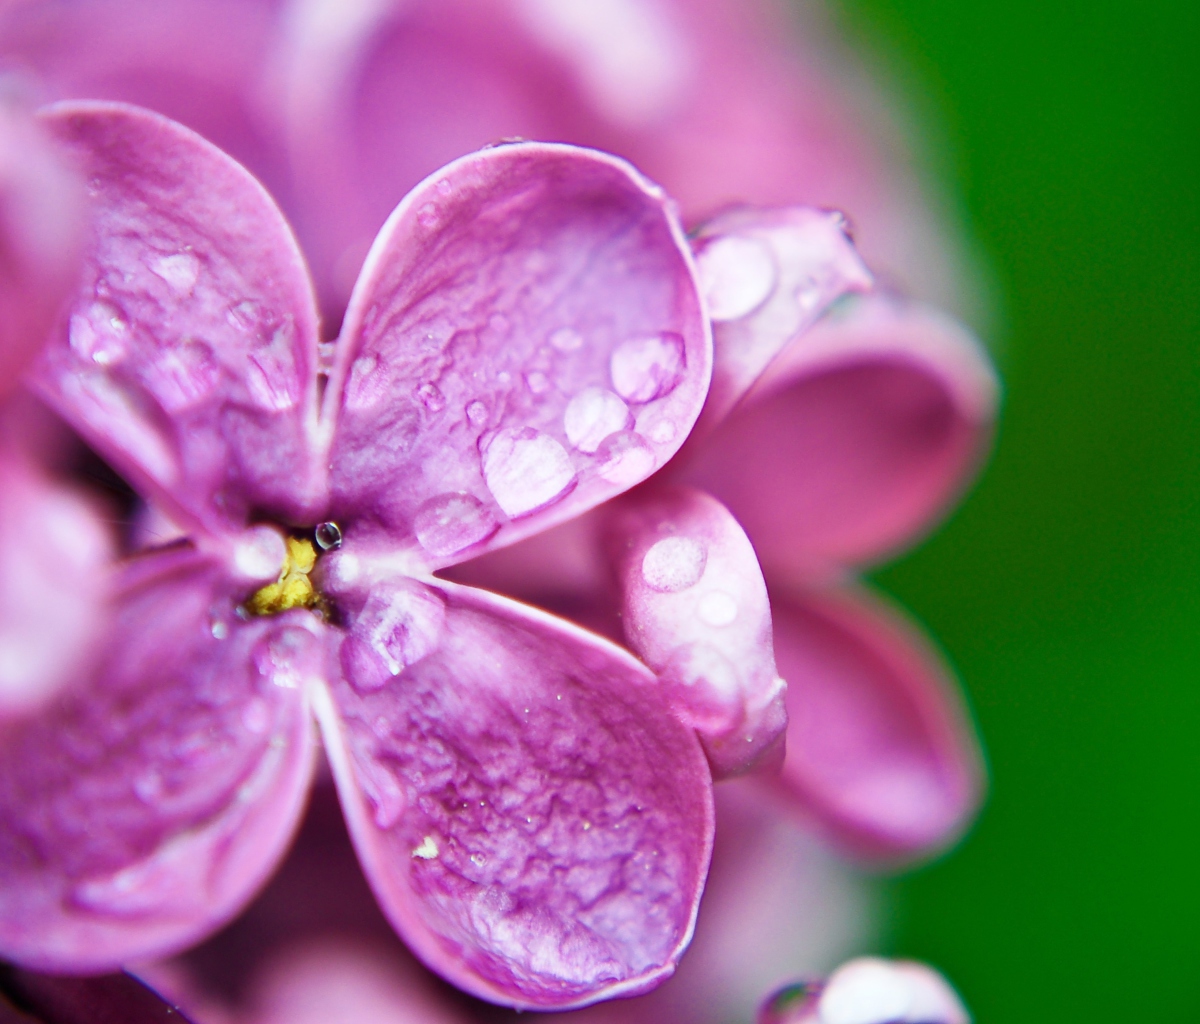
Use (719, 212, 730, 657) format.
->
(605, 486, 786, 778)
(327, 142, 709, 569)
(29, 102, 322, 534)
(681, 295, 997, 578)
(771, 587, 983, 861)
(0, 550, 317, 970)
(315, 579, 713, 1009)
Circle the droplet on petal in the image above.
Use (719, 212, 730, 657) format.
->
(68, 301, 128, 366)
(418, 382, 446, 411)
(694, 234, 778, 321)
(466, 400, 489, 426)
(481, 428, 576, 518)
(563, 386, 633, 453)
(698, 590, 739, 626)
(594, 430, 656, 486)
(641, 536, 707, 592)
(346, 582, 447, 689)
(610, 331, 687, 403)
(412, 492, 499, 557)
(149, 252, 201, 295)
(314, 522, 343, 551)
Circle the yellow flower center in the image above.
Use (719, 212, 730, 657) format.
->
(245, 535, 323, 616)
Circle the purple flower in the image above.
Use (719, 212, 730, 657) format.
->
(0, 102, 720, 1010)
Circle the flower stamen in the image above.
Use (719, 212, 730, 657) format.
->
(245, 535, 322, 616)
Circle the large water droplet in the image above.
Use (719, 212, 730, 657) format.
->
(149, 251, 201, 295)
(610, 332, 686, 403)
(594, 430, 655, 486)
(694, 234, 778, 321)
(481, 428, 577, 518)
(149, 339, 221, 412)
(347, 582, 446, 689)
(642, 536, 707, 592)
(69, 301, 128, 366)
(563, 386, 632, 453)
(413, 492, 499, 557)
(314, 521, 343, 551)
(418, 382, 446, 411)
(698, 590, 738, 626)
(466, 400, 489, 426)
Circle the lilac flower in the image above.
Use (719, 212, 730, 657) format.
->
(0, 101, 720, 1010)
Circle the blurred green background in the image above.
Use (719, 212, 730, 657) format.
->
(830, 0, 1199, 1019)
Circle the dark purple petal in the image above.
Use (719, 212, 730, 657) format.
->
(0, 95, 83, 397)
(0, 967, 195, 1024)
(0, 549, 317, 971)
(688, 207, 871, 434)
(771, 587, 984, 862)
(326, 142, 709, 568)
(604, 487, 786, 779)
(29, 102, 322, 535)
(314, 579, 713, 1009)
(0, 452, 112, 719)
(680, 294, 997, 579)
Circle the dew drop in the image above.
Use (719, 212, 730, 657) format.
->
(418, 382, 446, 411)
(695, 234, 778, 321)
(466, 400, 489, 426)
(210, 619, 229, 641)
(149, 252, 201, 295)
(69, 301, 128, 366)
(642, 536, 707, 592)
(563, 386, 632, 453)
(470, 852, 488, 867)
(347, 582, 446, 685)
(698, 590, 739, 626)
(594, 430, 655, 486)
(314, 521, 343, 551)
(481, 428, 577, 518)
(524, 370, 550, 394)
(413, 492, 499, 557)
(610, 331, 686, 403)
(549, 327, 584, 352)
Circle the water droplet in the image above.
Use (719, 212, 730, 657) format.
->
(412, 835, 439, 859)
(524, 370, 550, 394)
(698, 590, 739, 626)
(345, 582, 446, 688)
(610, 332, 686, 403)
(695, 234, 778, 321)
(150, 252, 201, 295)
(563, 386, 632, 453)
(69, 301, 128, 366)
(417, 381, 444, 414)
(642, 537, 707, 592)
(344, 352, 384, 409)
(241, 697, 271, 734)
(314, 521, 343, 551)
(594, 430, 655, 486)
(549, 327, 584, 352)
(481, 428, 577, 518)
(413, 492, 499, 557)
(417, 203, 439, 228)
(470, 852, 487, 867)
(211, 619, 229, 640)
(466, 400, 489, 426)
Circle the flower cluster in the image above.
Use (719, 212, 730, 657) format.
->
(0, 0, 995, 1020)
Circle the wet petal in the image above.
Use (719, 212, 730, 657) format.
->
(772, 586, 983, 862)
(326, 142, 709, 569)
(689, 207, 871, 433)
(680, 294, 998, 578)
(604, 487, 785, 778)
(0, 453, 113, 719)
(0, 550, 318, 971)
(0, 93, 83, 397)
(315, 580, 713, 1010)
(29, 102, 322, 535)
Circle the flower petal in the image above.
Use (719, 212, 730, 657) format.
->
(0, 94, 83, 397)
(0, 452, 112, 719)
(326, 142, 709, 569)
(604, 486, 786, 779)
(0, 966, 199, 1024)
(771, 586, 984, 862)
(314, 579, 713, 1010)
(28, 102, 322, 535)
(688, 207, 871, 434)
(679, 294, 998, 578)
(0, 549, 318, 971)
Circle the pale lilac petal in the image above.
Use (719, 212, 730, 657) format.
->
(680, 295, 998, 578)
(314, 579, 713, 1010)
(327, 143, 709, 568)
(29, 102, 322, 534)
(814, 958, 969, 1024)
(689, 207, 871, 433)
(604, 486, 786, 778)
(772, 587, 983, 861)
(0, 550, 318, 971)
(0, 93, 83, 395)
(0, 452, 113, 719)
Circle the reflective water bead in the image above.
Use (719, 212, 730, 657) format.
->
(563, 386, 632, 453)
(594, 430, 656, 486)
(694, 234, 778, 321)
(610, 331, 686, 403)
(314, 521, 343, 551)
(481, 428, 577, 518)
(413, 492, 499, 557)
(641, 537, 707, 592)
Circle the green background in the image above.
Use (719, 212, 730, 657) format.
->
(828, 0, 1199, 1019)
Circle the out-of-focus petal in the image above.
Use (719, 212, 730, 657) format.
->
(0, 550, 318, 971)
(0, 967, 197, 1024)
(0, 452, 112, 719)
(681, 295, 997, 579)
(688, 207, 871, 433)
(771, 586, 983, 862)
(326, 142, 709, 570)
(313, 578, 713, 1010)
(0, 91, 82, 396)
(29, 102, 322, 535)
(811, 957, 969, 1024)
(604, 486, 785, 778)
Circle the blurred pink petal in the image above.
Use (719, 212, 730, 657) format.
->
(680, 294, 997, 580)
(605, 486, 786, 778)
(771, 586, 983, 861)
